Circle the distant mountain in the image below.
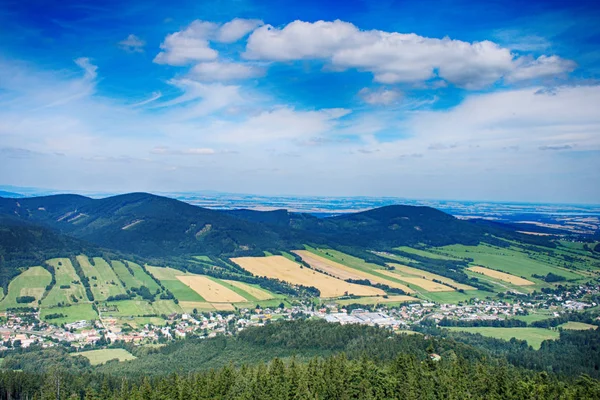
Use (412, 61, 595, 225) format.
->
(0, 190, 24, 198)
(0, 193, 286, 257)
(0, 192, 548, 259)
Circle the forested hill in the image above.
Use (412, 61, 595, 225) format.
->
(0, 215, 95, 288)
(0, 192, 549, 259)
(2, 320, 600, 399)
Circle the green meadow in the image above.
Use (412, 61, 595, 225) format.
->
(446, 326, 560, 350)
(0, 267, 52, 310)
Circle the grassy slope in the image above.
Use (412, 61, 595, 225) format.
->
(41, 303, 98, 325)
(42, 258, 88, 306)
(439, 244, 585, 281)
(0, 267, 51, 309)
(77, 256, 126, 301)
(146, 266, 205, 302)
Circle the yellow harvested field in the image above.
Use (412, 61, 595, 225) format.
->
(378, 271, 454, 292)
(179, 301, 215, 312)
(336, 295, 419, 306)
(224, 280, 273, 300)
(176, 276, 247, 303)
(388, 264, 476, 291)
(232, 256, 385, 298)
(292, 251, 414, 294)
(211, 303, 236, 311)
(468, 266, 535, 286)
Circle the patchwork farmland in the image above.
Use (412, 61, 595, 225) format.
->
(77, 256, 127, 301)
(292, 250, 415, 294)
(386, 263, 476, 291)
(232, 255, 385, 298)
(468, 266, 535, 286)
(42, 258, 89, 306)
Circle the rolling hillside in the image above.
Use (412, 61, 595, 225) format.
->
(0, 193, 524, 259)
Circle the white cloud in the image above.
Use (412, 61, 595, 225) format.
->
(154, 19, 264, 66)
(74, 57, 98, 80)
(358, 87, 402, 105)
(151, 146, 215, 155)
(118, 34, 145, 52)
(507, 55, 576, 82)
(244, 20, 576, 88)
(211, 107, 351, 143)
(154, 21, 219, 65)
(217, 18, 263, 43)
(190, 61, 264, 81)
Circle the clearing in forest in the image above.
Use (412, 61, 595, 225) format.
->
(468, 266, 535, 286)
(231, 255, 385, 298)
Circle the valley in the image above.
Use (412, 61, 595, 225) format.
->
(1, 192, 600, 384)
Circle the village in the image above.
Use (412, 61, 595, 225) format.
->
(0, 281, 598, 353)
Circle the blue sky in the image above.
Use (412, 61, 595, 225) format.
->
(0, 0, 599, 203)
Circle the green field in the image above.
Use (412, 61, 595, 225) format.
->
(146, 266, 205, 302)
(395, 246, 460, 261)
(420, 290, 483, 304)
(77, 256, 127, 301)
(512, 311, 556, 324)
(439, 244, 585, 282)
(42, 258, 89, 306)
(74, 349, 136, 365)
(0, 267, 52, 310)
(112, 260, 161, 292)
(104, 299, 182, 317)
(41, 303, 98, 325)
(559, 321, 598, 330)
(446, 327, 559, 350)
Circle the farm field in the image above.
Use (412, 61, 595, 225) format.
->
(146, 266, 205, 302)
(438, 244, 585, 281)
(0, 267, 51, 309)
(42, 258, 88, 306)
(41, 303, 98, 325)
(74, 349, 136, 365)
(176, 275, 247, 303)
(77, 256, 126, 301)
(394, 246, 461, 260)
(335, 295, 419, 306)
(446, 327, 559, 350)
(232, 255, 385, 298)
(468, 266, 535, 286)
(125, 262, 161, 291)
(178, 301, 216, 313)
(378, 270, 453, 292)
(386, 264, 476, 291)
(559, 321, 597, 330)
(294, 249, 415, 294)
(103, 299, 182, 317)
(421, 290, 482, 304)
(223, 280, 273, 300)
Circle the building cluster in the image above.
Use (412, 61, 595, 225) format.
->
(1, 282, 599, 353)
